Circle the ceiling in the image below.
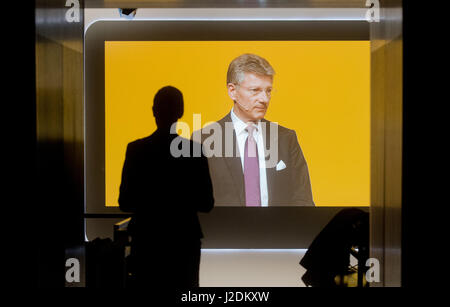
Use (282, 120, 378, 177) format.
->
(85, 0, 368, 9)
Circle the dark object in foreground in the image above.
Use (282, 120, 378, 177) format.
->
(300, 208, 369, 287)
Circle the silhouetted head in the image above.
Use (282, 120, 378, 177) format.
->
(152, 86, 184, 130)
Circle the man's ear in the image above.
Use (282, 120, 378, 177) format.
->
(227, 83, 237, 101)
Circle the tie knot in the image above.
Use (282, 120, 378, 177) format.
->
(246, 123, 257, 135)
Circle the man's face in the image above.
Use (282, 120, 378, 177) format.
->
(228, 72, 273, 123)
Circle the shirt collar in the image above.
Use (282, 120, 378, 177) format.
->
(230, 107, 261, 136)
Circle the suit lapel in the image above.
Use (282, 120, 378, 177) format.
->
(261, 119, 278, 206)
(218, 114, 246, 206)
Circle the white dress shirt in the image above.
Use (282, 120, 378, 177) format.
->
(230, 108, 269, 207)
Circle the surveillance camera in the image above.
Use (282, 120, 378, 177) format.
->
(118, 8, 137, 19)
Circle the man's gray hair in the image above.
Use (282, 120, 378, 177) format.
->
(226, 53, 275, 85)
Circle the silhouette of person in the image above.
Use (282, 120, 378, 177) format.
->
(118, 86, 214, 289)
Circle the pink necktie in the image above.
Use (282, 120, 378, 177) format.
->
(244, 124, 261, 207)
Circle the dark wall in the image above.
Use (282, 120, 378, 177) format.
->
(36, 0, 84, 287)
(369, 0, 403, 287)
(7, 0, 38, 288)
(401, 1, 438, 288)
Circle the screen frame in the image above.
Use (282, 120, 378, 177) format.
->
(84, 20, 369, 215)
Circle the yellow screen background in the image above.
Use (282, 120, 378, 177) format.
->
(105, 41, 370, 207)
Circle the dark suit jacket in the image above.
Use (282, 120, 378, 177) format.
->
(118, 129, 214, 288)
(118, 129, 214, 242)
(193, 113, 314, 207)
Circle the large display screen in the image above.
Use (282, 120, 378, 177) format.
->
(104, 40, 370, 207)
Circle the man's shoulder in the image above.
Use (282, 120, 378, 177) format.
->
(127, 135, 152, 148)
(192, 113, 231, 141)
(262, 118, 296, 136)
(205, 113, 231, 128)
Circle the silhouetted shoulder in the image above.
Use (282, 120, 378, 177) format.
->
(127, 136, 150, 152)
(127, 135, 153, 147)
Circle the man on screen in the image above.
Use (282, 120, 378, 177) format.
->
(193, 53, 315, 207)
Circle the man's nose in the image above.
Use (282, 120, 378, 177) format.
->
(257, 90, 270, 103)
